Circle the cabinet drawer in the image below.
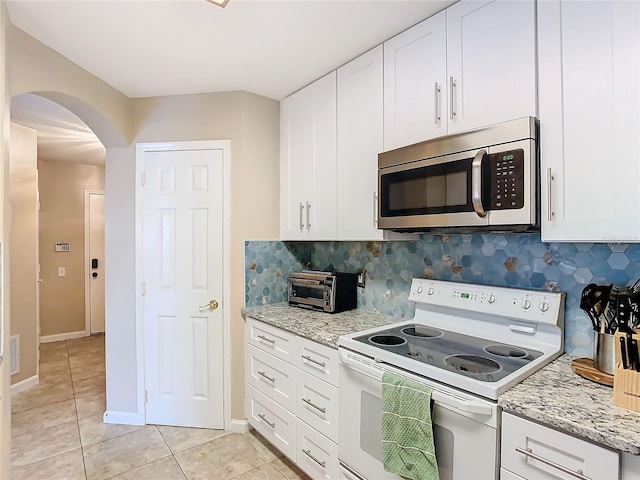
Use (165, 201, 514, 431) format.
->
(246, 385, 296, 461)
(246, 344, 297, 412)
(247, 318, 296, 364)
(296, 370, 339, 442)
(296, 337, 339, 386)
(297, 418, 339, 480)
(501, 413, 619, 480)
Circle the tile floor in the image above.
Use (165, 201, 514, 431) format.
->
(11, 335, 310, 480)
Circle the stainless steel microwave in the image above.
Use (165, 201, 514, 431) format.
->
(378, 117, 539, 232)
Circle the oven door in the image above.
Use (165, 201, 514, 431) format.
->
(338, 349, 499, 480)
(288, 279, 330, 311)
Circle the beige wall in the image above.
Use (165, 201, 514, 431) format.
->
(9, 122, 38, 385)
(105, 92, 280, 418)
(38, 160, 104, 337)
(1, 2, 11, 476)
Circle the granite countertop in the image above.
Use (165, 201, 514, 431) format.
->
(242, 303, 399, 349)
(499, 354, 640, 455)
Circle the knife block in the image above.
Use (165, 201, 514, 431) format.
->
(613, 331, 640, 412)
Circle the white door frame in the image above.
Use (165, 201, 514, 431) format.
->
(84, 189, 104, 335)
(134, 140, 231, 429)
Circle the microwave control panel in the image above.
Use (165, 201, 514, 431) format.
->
(487, 149, 525, 210)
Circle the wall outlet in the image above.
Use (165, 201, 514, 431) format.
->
(356, 269, 366, 288)
(58, 266, 66, 277)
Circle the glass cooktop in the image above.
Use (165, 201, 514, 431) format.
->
(353, 323, 543, 383)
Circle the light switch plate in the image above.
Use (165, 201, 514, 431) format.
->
(357, 269, 366, 288)
(58, 267, 65, 277)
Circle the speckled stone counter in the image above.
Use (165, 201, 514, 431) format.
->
(241, 303, 398, 349)
(499, 354, 640, 454)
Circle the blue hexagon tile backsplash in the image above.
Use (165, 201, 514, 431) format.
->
(245, 234, 640, 358)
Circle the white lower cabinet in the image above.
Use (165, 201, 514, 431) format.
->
(501, 412, 620, 480)
(246, 319, 340, 479)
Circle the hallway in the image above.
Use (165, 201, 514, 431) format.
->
(10, 335, 309, 480)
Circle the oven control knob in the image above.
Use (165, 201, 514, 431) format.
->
(417, 286, 423, 294)
(488, 295, 496, 304)
(521, 299, 531, 310)
(539, 302, 549, 312)
(427, 287, 435, 295)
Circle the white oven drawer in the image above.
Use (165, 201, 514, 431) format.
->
(246, 344, 297, 412)
(247, 318, 296, 364)
(297, 370, 339, 442)
(246, 385, 296, 461)
(297, 418, 339, 480)
(296, 337, 339, 386)
(501, 412, 619, 480)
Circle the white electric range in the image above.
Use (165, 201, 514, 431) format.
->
(337, 278, 565, 480)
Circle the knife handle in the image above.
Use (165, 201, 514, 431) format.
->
(621, 337, 628, 369)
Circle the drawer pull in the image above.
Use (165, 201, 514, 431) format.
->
(302, 397, 326, 413)
(515, 447, 589, 480)
(302, 448, 326, 468)
(257, 413, 275, 428)
(301, 354, 326, 368)
(257, 335, 276, 344)
(257, 371, 275, 383)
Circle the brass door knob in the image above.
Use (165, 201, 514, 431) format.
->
(199, 300, 219, 310)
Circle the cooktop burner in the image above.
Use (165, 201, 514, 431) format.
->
(353, 323, 542, 383)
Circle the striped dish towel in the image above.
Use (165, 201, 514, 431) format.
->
(381, 371, 439, 480)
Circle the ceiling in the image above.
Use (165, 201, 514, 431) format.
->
(6, 0, 455, 164)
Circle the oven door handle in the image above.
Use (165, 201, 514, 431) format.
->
(431, 391, 493, 416)
(339, 350, 384, 381)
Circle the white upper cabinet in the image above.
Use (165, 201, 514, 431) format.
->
(539, 0, 640, 242)
(383, 12, 447, 151)
(383, 0, 536, 151)
(337, 46, 384, 240)
(446, 0, 536, 134)
(280, 72, 337, 240)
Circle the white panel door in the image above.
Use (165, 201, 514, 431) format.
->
(337, 46, 384, 240)
(143, 148, 224, 428)
(88, 192, 105, 334)
(446, 0, 536, 133)
(383, 11, 447, 150)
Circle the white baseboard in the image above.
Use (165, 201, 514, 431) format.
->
(40, 331, 88, 343)
(229, 418, 248, 433)
(103, 410, 145, 426)
(11, 375, 39, 395)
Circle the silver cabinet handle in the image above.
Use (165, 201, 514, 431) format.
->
(372, 192, 378, 227)
(434, 82, 441, 124)
(302, 449, 326, 468)
(257, 413, 275, 428)
(301, 354, 326, 368)
(257, 370, 275, 383)
(299, 202, 304, 231)
(305, 201, 311, 230)
(515, 447, 589, 480)
(449, 76, 456, 119)
(471, 149, 487, 218)
(257, 334, 275, 344)
(302, 397, 326, 413)
(547, 167, 554, 222)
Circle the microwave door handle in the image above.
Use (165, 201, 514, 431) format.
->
(472, 149, 487, 218)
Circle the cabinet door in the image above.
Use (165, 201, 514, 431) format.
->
(446, 0, 536, 133)
(383, 12, 447, 150)
(280, 72, 337, 240)
(337, 46, 384, 240)
(539, 0, 640, 241)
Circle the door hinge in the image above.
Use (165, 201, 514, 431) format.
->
(141, 172, 146, 186)
(144, 390, 149, 403)
(37, 200, 41, 210)
(141, 282, 146, 296)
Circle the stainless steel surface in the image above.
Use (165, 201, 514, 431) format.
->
(472, 149, 488, 218)
(257, 413, 275, 428)
(302, 397, 326, 413)
(302, 448, 327, 468)
(434, 82, 441, 124)
(449, 76, 456, 120)
(514, 447, 589, 480)
(546, 168, 554, 221)
(306, 201, 311, 229)
(257, 370, 275, 383)
(378, 117, 537, 169)
(257, 334, 275, 344)
(299, 202, 304, 231)
(593, 331, 616, 375)
(301, 354, 326, 367)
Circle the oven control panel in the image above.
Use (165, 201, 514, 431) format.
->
(410, 278, 564, 326)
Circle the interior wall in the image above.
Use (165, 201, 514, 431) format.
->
(8, 122, 38, 385)
(105, 91, 280, 419)
(38, 160, 104, 338)
(0, 2, 11, 477)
